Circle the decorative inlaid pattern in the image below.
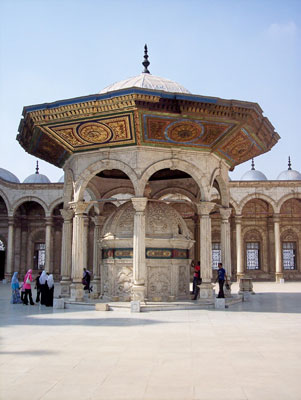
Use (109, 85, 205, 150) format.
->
(77, 122, 112, 143)
(143, 114, 234, 148)
(102, 248, 189, 259)
(46, 113, 135, 151)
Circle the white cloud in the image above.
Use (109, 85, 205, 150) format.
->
(267, 22, 297, 38)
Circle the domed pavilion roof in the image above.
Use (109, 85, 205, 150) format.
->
(100, 73, 190, 95)
(100, 45, 190, 95)
(0, 168, 20, 183)
(277, 157, 301, 180)
(241, 159, 267, 181)
(23, 161, 51, 184)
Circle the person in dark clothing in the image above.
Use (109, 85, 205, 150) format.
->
(216, 262, 227, 298)
(39, 270, 48, 305)
(82, 268, 92, 292)
(192, 261, 202, 300)
(35, 271, 42, 303)
(44, 274, 54, 307)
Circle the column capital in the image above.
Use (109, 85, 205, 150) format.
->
(70, 201, 89, 215)
(92, 215, 106, 226)
(196, 201, 215, 216)
(60, 209, 74, 221)
(235, 215, 242, 224)
(273, 213, 281, 223)
(220, 207, 232, 221)
(131, 197, 148, 212)
(7, 216, 15, 226)
(45, 216, 53, 226)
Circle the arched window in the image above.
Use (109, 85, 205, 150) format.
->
(246, 242, 260, 270)
(282, 242, 296, 270)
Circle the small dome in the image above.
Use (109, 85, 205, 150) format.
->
(23, 173, 51, 184)
(277, 169, 301, 180)
(100, 45, 190, 95)
(59, 175, 64, 183)
(277, 157, 301, 180)
(241, 170, 267, 181)
(241, 159, 267, 181)
(23, 161, 51, 183)
(100, 73, 190, 95)
(0, 168, 20, 183)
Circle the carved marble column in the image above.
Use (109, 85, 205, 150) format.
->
(90, 215, 106, 299)
(274, 214, 283, 282)
(45, 217, 53, 273)
(220, 208, 232, 296)
(235, 215, 244, 279)
(70, 201, 89, 301)
(60, 209, 73, 297)
(5, 217, 15, 281)
(131, 197, 148, 301)
(196, 202, 215, 300)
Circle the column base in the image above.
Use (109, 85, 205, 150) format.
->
(198, 282, 214, 300)
(275, 273, 284, 283)
(60, 279, 72, 298)
(70, 282, 84, 302)
(132, 284, 145, 301)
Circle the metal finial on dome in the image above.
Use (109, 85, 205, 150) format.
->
(251, 158, 255, 170)
(288, 156, 292, 170)
(35, 160, 39, 174)
(142, 44, 150, 74)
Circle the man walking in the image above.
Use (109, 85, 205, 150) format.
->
(216, 262, 226, 298)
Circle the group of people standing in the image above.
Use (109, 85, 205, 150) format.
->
(191, 261, 228, 299)
(10, 269, 54, 307)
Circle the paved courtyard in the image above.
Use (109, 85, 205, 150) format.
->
(1, 282, 301, 400)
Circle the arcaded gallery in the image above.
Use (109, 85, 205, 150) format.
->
(1, 48, 301, 302)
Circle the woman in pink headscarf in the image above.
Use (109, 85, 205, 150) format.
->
(23, 269, 34, 305)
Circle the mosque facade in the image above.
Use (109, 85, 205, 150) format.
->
(1, 48, 300, 301)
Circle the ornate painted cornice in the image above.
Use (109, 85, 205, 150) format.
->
(17, 88, 280, 169)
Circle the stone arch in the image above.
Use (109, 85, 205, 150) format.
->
(229, 199, 239, 216)
(210, 169, 230, 207)
(153, 187, 196, 202)
(49, 198, 64, 215)
(138, 159, 207, 199)
(278, 193, 301, 214)
(281, 226, 301, 241)
(0, 190, 10, 213)
(12, 197, 48, 217)
(74, 159, 138, 202)
(239, 193, 276, 215)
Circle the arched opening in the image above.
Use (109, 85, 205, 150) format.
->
(242, 198, 273, 279)
(14, 201, 46, 274)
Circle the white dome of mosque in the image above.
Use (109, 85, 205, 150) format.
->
(277, 158, 301, 180)
(100, 73, 190, 94)
(0, 168, 20, 183)
(241, 159, 267, 181)
(23, 162, 51, 184)
(99, 45, 190, 95)
(59, 175, 64, 183)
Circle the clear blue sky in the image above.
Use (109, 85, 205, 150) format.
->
(0, 0, 300, 182)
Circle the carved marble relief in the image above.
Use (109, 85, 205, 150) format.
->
(147, 266, 171, 300)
